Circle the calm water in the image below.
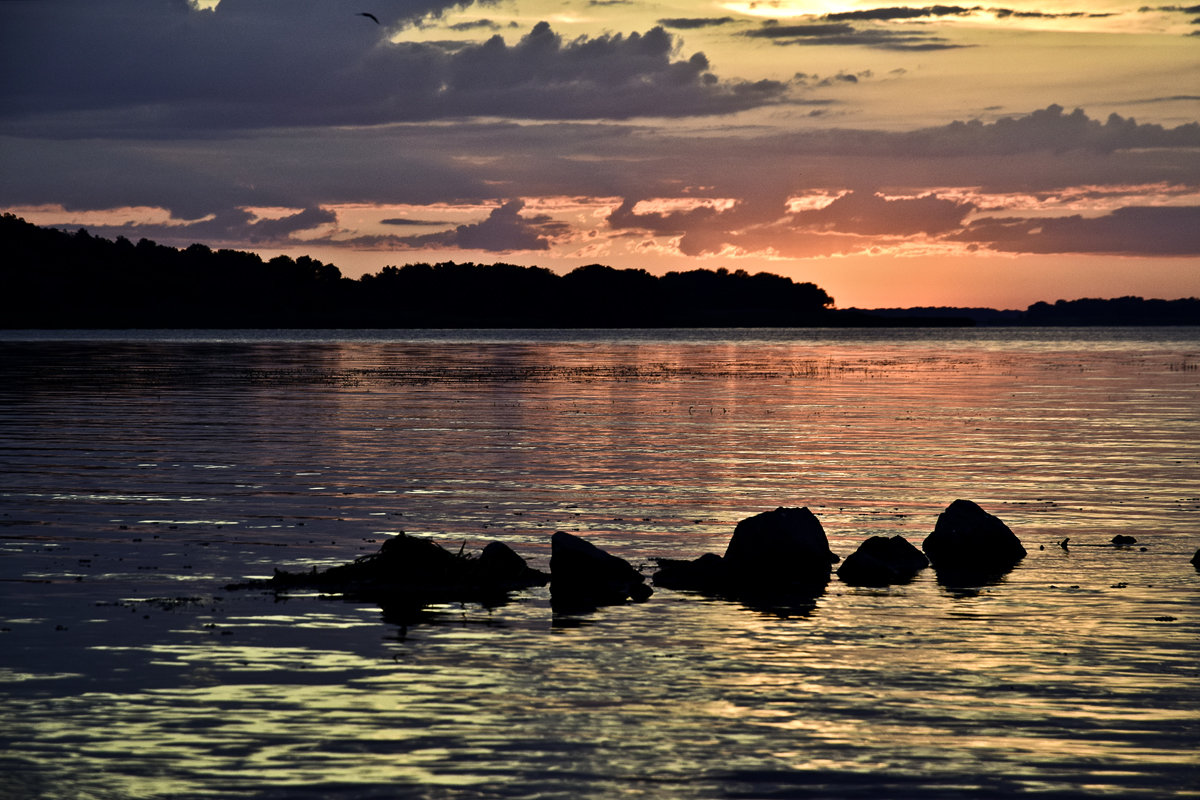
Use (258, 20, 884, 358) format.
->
(1, 328, 1198, 799)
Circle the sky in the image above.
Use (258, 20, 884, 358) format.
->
(1, 0, 1198, 309)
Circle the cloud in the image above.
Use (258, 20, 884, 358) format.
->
(381, 199, 570, 252)
(0, 4, 787, 135)
(40, 205, 338, 248)
(744, 20, 966, 50)
(791, 191, 975, 236)
(5, 106, 1196, 261)
(657, 17, 738, 29)
(801, 105, 1200, 157)
(446, 19, 503, 32)
(954, 206, 1200, 255)
(819, 5, 1117, 22)
(823, 6, 978, 21)
(381, 217, 457, 227)
(606, 190, 976, 257)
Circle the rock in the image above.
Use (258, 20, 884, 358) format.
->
(478, 540, 548, 589)
(550, 531, 652, 611)
(248, 532, 548, 608)
(922, 499, 1026, 585)
(723, 506, 839, 589)
(653, 552, 726, 592)
(1191, 548, 1199, 570)
(1111, 535, 1138, 546)
(837, 535, 928, 586)
(653, 507, 838, 606)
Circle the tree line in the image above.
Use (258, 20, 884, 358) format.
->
(1, 214, 847, 328)
(3, 214, 1195, 327)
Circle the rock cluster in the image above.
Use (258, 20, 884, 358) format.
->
(243, 500, 1200, 626)
(262, 532, 548, 612)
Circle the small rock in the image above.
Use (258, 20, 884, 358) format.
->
(1111, 535, 1137, 546)
(550, 531, 652, 612)
(837, 535, 928, 586)
(654, 552, 725, 592)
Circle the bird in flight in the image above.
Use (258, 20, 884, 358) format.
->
(357, 12, 380, 24)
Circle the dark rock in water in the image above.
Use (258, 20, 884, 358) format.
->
(1191, 548, 1199, 571)
(723, 506, 839, 588)
(1111, 535, 1138, 546)
(653, 552, 726, 593)
(922, 499, 1026, 586)
(550, 531, 652, 611)
(243, 532, 548, 610)
(479, 540, 548, 587)
(652, 507, 837, 607)
(837, 535, 929, 586)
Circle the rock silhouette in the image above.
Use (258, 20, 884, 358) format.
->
(837, 535, 929, 586)
(244, 532, 547, 612)
(549, 531, 653, 612)
(654, 507, 838, 607)
(1191, 548, 1199, 571)
(922, 499, 1026, 585)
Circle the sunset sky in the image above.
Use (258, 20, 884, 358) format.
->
(2, 0, 1197, 309)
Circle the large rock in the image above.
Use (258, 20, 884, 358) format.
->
(654, 507, 838, 606)
(723, 506, 839, 588)
(922, 499, 1025, 584)
(837, 535, 928, 586)
(550, 531, 652, 611)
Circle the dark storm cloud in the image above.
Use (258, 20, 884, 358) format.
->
(0, 4, 785, 135)
(954, 206, 1200, 255)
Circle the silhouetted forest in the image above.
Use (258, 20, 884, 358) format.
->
(3, 214, 1197, 328)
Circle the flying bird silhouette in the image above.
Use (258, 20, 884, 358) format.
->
(357, 12, 380, 24)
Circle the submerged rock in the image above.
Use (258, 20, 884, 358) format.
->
(1111, 535, 1138, 546)
(837, 535, 928, 586)
(550, 531, 652, 612)
(244, 532, 547, 608)
(922, 499, 1026, 585)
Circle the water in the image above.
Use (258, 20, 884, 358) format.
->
(1, 328, 1198, 799)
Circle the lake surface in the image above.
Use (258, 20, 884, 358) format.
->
(1, 328, 1198, 799)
